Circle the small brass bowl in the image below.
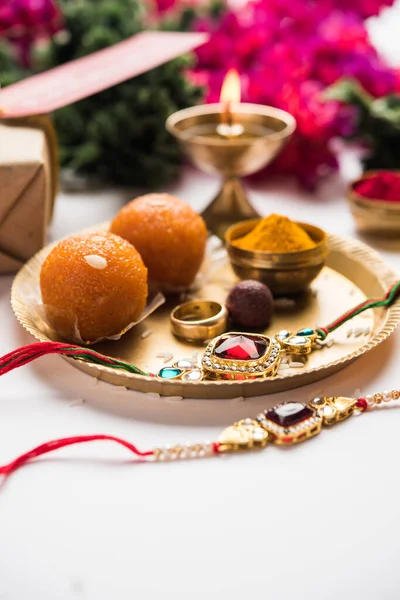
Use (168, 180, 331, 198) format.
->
(225, 219, 328, 295)
(348, 171, 400, 235)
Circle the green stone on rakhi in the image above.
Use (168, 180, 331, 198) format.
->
(158, 367, 182, 379)
(296, 328, 315, 337)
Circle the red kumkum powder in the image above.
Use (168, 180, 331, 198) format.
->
(354, 171, 400, 202)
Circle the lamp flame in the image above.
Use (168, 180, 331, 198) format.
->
(217, 69, 244, 137)
(220, 69, 241, 105)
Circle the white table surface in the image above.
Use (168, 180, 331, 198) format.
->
(2, 9, 400, 599)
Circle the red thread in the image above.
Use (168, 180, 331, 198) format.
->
(0, 341, 150, 377)
(0, 435, 154, 477)
(0, 342, 87, 374)
(356, 398, 368, 411)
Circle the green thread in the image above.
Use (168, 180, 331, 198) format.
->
(317, 281, 400, 339)
(316, 328, 328, 340)
(64, 349, 149, 376)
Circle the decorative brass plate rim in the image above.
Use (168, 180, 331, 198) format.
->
(11, 227, 400, 398)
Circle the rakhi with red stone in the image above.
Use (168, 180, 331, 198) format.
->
(0, 281, 399, 382)
(0, 283, 400, 478)
(0, 390, 396, 478)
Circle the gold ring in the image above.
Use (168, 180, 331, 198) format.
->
(170, 300, 228, 342)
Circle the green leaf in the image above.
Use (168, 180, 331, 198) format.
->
(370, 95, 400, 131)
(324, 78, 373, 109)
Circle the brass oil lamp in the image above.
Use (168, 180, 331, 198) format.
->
(166, 69, 296, 238)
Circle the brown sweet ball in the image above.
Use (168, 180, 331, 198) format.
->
(226, 280, 274, 329)
(40, 232, 148, 342)
(110, 193, 207, 289)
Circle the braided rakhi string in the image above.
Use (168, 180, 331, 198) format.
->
(316, 280, 400, 340)
(0, 435, 155, 477)
(0, 341, 151, 377)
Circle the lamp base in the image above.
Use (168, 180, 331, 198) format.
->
(201, 177, 260, 239)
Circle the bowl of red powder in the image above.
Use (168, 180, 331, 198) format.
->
(348, 170, 400, 234)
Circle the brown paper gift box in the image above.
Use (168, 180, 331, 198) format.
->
(0, 119, 54, 274)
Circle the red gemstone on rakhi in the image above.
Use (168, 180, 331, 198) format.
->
(356, 397, 368, 411)
(265, 402, 314, 427)
(214, 334, 267, 361)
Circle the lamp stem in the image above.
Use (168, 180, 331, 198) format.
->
(200, 177, 260, 239)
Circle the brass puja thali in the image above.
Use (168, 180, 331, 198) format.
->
(11, 224, 400, 399)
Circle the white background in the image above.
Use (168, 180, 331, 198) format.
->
(1, 5, 400, 599)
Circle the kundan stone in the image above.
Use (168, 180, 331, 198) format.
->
(214, 334, 268, 361)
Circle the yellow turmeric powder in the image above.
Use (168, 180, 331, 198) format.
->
(233, 214, 316, 252)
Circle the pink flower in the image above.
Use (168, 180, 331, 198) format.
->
(0, 0, 61, 66)
(152, 0, 209, 15)
(153, 0, 178, 13)
(186, 0, 398, 187)
(327, 0, 394, 19)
